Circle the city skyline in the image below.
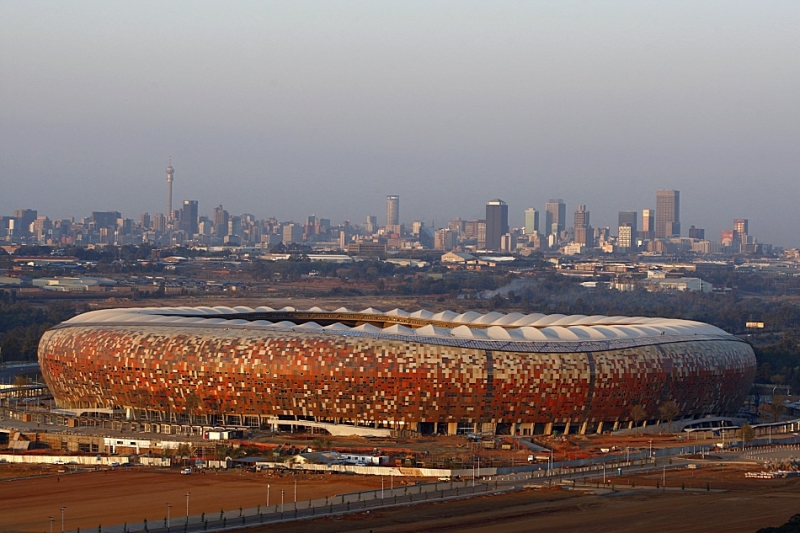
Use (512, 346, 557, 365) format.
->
(1, 3, 798, 246)
(0, 182, 774, 256)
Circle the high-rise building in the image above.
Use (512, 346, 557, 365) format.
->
(166, 163, 175, 223)
(152, 213, 166, 233)
(386, 195, 400, 227)
(180, 200, 198, 235)
(92, 211, 121, 229)
(618, 225, 633, 251)
(640, 208, 655, 240)
(212, 205, 229, 238)
(485, 199, 509, 251)
(13, 209, 37, 238)
(545, 199, 566, 238)
(524, 208, 539, 235)
(448, 218, 464, 234)
(688, 226, 705, 240)
(573, 205, 592, 247)
(434, 228, 456, 251)
(618, 211, 638, 236)
(655, 190, 680, 238)
(365, 215, 377, 234)
(733, 218, 749, 246)
(282, 223, 303, 244)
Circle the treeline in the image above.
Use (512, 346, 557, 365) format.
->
(250, 258, 398, 282)
(0, 301, 82, 362)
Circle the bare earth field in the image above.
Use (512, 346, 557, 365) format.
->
(0, 467, 385, 533)
(1, 464, 798, 533)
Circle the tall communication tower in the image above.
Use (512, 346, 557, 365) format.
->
(166, 161, 175, 222)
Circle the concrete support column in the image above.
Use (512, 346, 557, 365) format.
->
(579, 421, 588, 435)
(447, 422, 458, 436)
(544, 422, 553, 435)
(596, 422, 604, 434)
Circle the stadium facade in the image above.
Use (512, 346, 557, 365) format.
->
(38, 306, 756, 436)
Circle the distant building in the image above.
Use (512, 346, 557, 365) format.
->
(688, 226, 705, 240)
(545, 199, 566, 238)
(434, 228, 457, 251)
(656, 190, 680, 238)
(282, 223, 303, 244)
(617, 225, 633, 251)
(365, 215, 377, 234)
(524, 208, 539, 235)
(485, 199, 509, 251)
(213, 205, 229, 239)
(573, 205, 592, 247)
(180, 200, 198, 235)
(618, 211, 637, 236)
(640, 208, 655, 241)
(386, 195, 400, 227)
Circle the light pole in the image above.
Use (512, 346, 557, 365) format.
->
(472, 456, 475, 487)
(649, 439, 653, 459)
(294, 478, 297, 510)
(662, 465, 666, 490)
(281, 489, 284, 514)
(167, 502, 171, 530)
(60, 506, 65, 533)
(267, 483, 270, 507)
(603, 463, 606, 485)
(49, 516, 54, 533)
(186, 492, 190, 521)
(381, 476, 384, 501)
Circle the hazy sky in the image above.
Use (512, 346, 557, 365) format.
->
(1, 1, 799, 246)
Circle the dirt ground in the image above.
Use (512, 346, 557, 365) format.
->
(251, 484, 800, 533)
(1, 463, 798, 533)
(245, 466, 800, 533)
(0, 467, 388, 533)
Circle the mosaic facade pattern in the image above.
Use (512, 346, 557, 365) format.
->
(38, 315, 756, 432)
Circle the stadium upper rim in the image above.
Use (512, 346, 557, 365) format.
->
(58, 306, 738, 345)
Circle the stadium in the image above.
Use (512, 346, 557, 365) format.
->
(38, 306, 756, 436)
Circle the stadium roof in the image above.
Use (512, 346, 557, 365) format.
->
(61, 306, 732, 343)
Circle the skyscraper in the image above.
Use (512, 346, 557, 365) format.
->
(386, 195, 400, 227)
(640, 208, 655, 240)
(166, 163, 175, 223)
(485, 199, 509, 251)
(573, 205, 592, 247)
(656, 190, 680, 238)
(524, 208, 539, 235)
(213, 205, 229, 238)
(733, 219, 749, 239)
(618, 211, 638, 236)
(545, 199, 566, 238)
(180, 200, 198, 235)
